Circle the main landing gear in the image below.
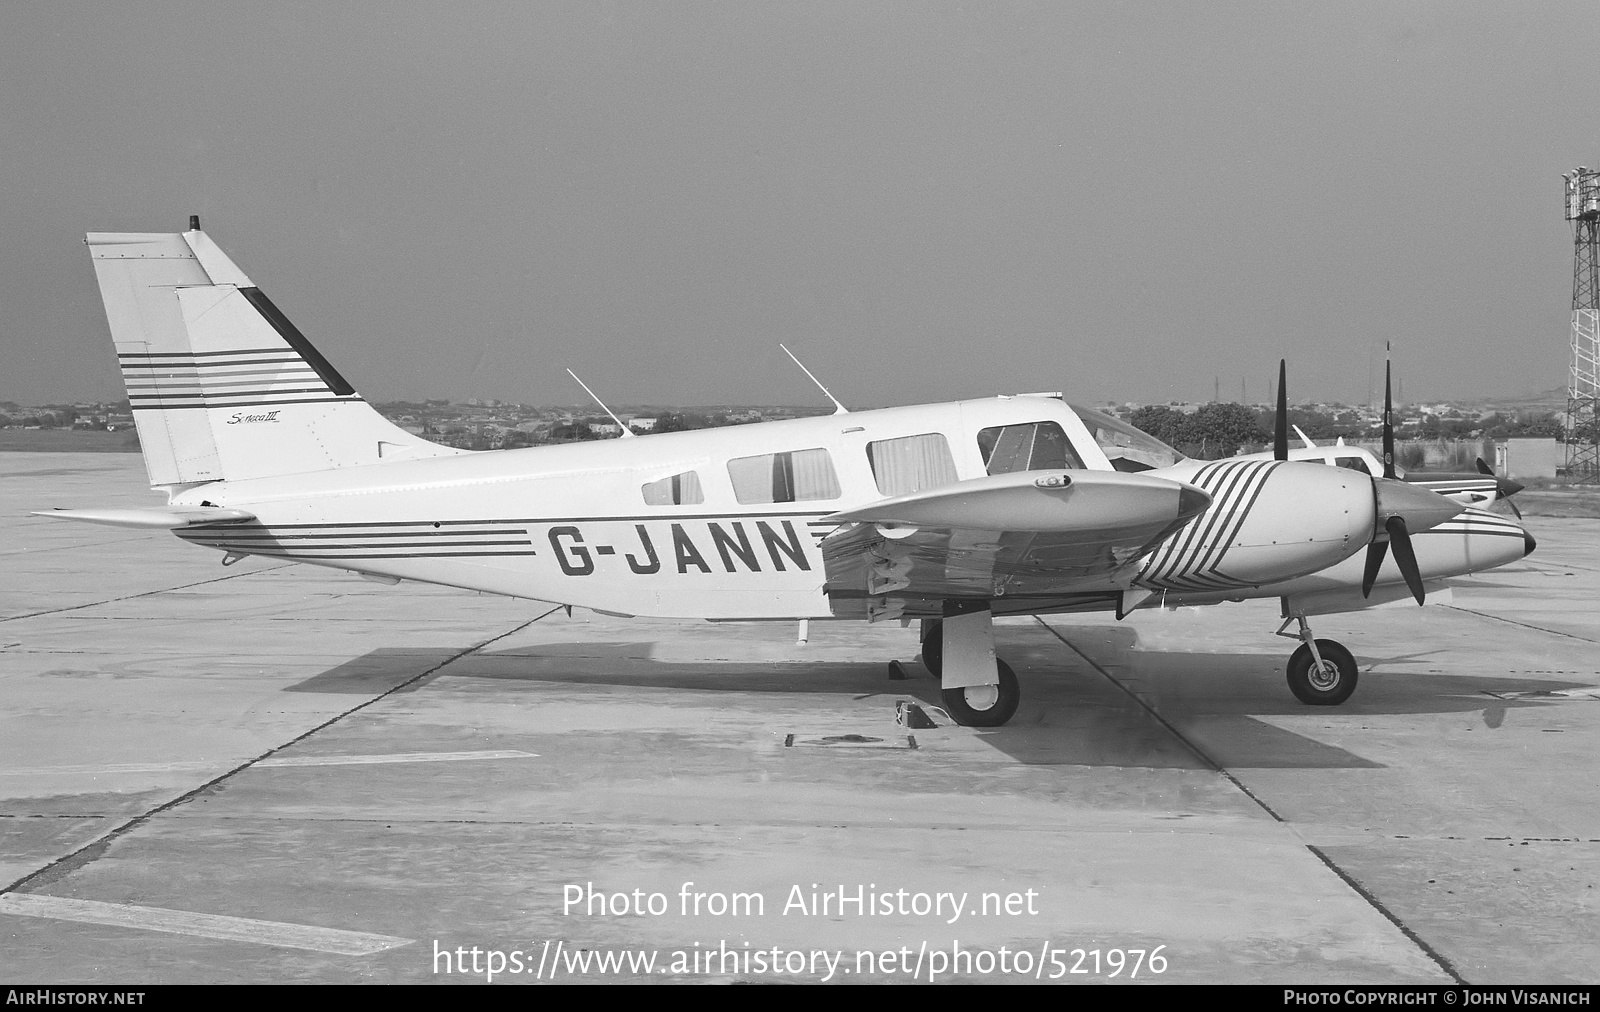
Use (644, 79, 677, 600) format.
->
(1277, 613, 1358, 706)
(915, 612, 1020, 727)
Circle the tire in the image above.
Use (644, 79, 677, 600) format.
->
(940, 658, 1020, 727)
(920, 620, 943, 677)
(1286, 639, 1358, 706)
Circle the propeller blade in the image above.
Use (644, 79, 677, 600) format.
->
(1473, 455, 1525, 516)
(1361, 539, 1388, 598)
(1385, 515, 1426, 604)
(1274, 359, 1288, 461)
(1381, 350, 1395, 479)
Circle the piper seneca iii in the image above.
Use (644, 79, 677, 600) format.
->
(37, 221, 1536, 726)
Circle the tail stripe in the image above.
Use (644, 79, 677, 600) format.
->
(117, 347, 290, 359)
(121, 358, 319, 371)
(238, 288, 355, 395)
(127, 396, 356, 412)
(128, 375, 322, 389)
(128, 389, 332, 401)
(118, 345, 362, 411)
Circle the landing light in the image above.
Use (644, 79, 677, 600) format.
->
(1033, 474, 1073, 489)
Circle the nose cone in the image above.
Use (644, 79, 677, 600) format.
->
(1524, 530, 1538, 557)
(1373, 477, 1461, 533)
(1498, 476, 1526, 499)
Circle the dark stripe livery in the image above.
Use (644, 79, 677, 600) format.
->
(118, 344, 361, 412)
(176, 520, 537, 561)
(1138, 459, 1283, 591)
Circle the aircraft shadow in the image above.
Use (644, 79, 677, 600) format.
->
(1046, 624, 1593, 718)
(279, 633, 1592, 771)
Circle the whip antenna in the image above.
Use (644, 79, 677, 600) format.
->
(779, 344, 848, 415)
(566, 369, 636, 438)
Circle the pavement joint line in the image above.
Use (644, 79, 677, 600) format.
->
(0, 607, 560, 897)
(1032, 616, 1467, 986)
(256, 749, 539, 767)
(1441, 605, 1600, 645)
(0, 893, 412, 956)
(0, 750, 541, 777)
(0, 563, 300, 623)
(0, 535, 155, 557)
(162, 814, 1276, 833)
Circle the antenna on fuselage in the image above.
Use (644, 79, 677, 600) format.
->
(565, 369, 636, 438)
(778, 344, 848, 415)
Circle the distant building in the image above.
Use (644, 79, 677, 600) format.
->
(1500, 437, 1562, 480)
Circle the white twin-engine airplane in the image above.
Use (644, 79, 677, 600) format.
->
(37, 222, 1536, 727)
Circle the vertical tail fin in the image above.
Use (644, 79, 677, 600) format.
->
(87, 225, 462, 491)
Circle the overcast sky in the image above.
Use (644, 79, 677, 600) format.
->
(3, 2, 1597, 409)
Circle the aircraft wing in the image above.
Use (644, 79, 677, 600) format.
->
(819, 470, 1210, 618)
(30, 507, 258, 530)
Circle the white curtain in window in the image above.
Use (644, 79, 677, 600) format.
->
(729, 449, 840, 503)
(728, 455, 776, 504)
(642, 477, 674, 506)
(674, 470, 704, 503)
(789, 448, 841, 501)
(869, 434, 959, 496)
(641, 470, 705, 505)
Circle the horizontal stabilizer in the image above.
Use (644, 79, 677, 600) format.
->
(31, 507, 257, 530)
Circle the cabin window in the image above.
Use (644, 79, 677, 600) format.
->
(977, 421, 1084, 475)
(641, 470, 705, 506)
(1335, 456, 1372, 475)
(866, 433, 959, 497)
(727, 448, 841, 504)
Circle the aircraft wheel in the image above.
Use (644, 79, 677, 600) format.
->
(940, 659, 1019, 727)
(920, 620, 943, 677)
(1286, 640, 1358, 706)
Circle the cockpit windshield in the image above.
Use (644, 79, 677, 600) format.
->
(1069, 404, 1187, 472)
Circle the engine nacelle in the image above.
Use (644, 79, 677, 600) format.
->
(1137, 459, 1372, 592)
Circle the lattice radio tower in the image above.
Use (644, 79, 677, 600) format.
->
(1563, 168, 1600, 482)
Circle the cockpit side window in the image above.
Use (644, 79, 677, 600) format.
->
(1068, 404, 1186, 471)
(976, 421, 1085, 475)
(642, 470, 705, 505)
(1335, 456, 1372, 476)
